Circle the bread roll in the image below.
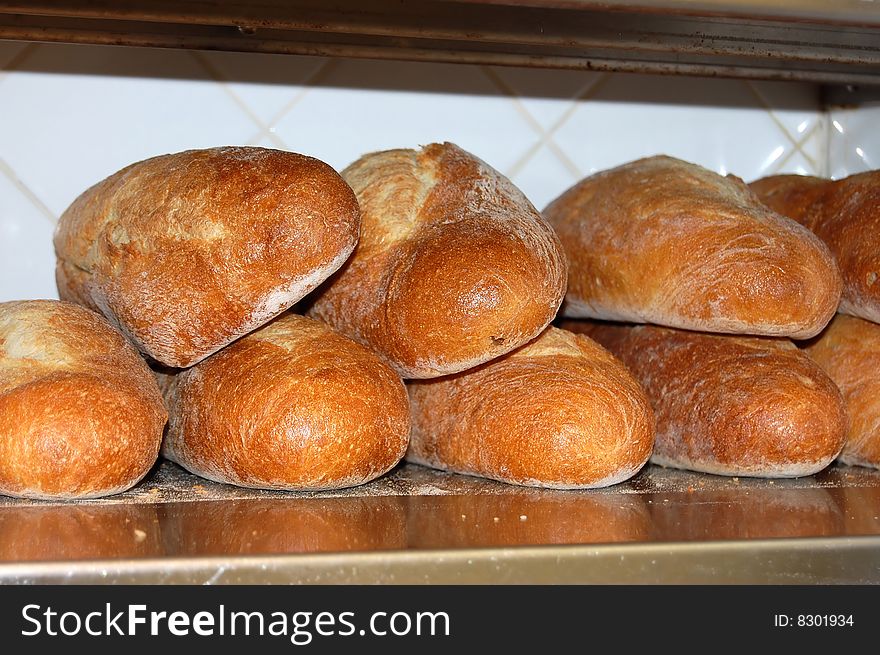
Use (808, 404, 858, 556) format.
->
(406, 326, 655, 489)
(0, 300, 166, 499)
(545, 156, 841, 339)
(307, 142, 567, 378)
(55, 147, 360, 368)
(804, 314, 880, 469)
(564, 321, 847, 477)
(157, 314, 410, 491)
(751, 171, 880, 323)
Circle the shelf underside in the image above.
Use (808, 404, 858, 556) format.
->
(0, 1, 879, 84)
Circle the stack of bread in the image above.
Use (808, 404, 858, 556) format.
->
(1, 142, 876, 501)
(551, 156, 879, 477)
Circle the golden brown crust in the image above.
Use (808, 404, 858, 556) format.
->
(54, 147, 360, 368)
(804, 314, 880, 469)
(751, 171, 880, 323)
(545, 156, 841, 339)
(406, 326, 655, 489)
(158, 314, 410, 491)
(0, 300, 166, 499)
(564, 320, 847, 477)
(307, 143, 567, 378)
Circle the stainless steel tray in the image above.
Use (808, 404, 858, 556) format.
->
(1, 462, 878, 584)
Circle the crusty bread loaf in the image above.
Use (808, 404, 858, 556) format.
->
(545, 156, 841, 339)
(564, 320, 847, 477)
(751, 171, 880, 323)
(307, 142, 567, 379)
(804, 314, 880, 469)
(0, 300, 166, 499)
(406, 326, 655, 488)
(55, 147, 360, 368)
(157, 313, 410, 491)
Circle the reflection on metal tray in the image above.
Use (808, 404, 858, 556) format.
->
(0, 462, 878, 584)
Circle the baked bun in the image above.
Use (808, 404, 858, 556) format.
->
(308, 142, 567, 378)
(157, 314, 410, 491)
(55, 146, 360, 368)
(406, 326, 654, 488)
(545, 156, 841, 339)
(565, 320, 847, 478)
(0, 300, 166, 499)
(752, 171, 880, 324)
(805, 313, 880, 469)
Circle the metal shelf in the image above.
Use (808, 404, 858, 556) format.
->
(1, 462, 878, 584)
(0, 1, 878, 84)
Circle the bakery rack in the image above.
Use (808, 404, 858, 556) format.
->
(1, 0, 879, 584)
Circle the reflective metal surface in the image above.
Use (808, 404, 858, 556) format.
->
(0, 462, 878, 583)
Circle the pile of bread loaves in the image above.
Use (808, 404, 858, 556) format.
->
(1, 144, 877, 500)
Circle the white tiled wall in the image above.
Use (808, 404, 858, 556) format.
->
(0, 41, 863, 302)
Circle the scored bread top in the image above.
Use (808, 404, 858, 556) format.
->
(158, 313, 410, 491)
(567, 320, 847, 478)
(751, 171, 880, 324)
(307, 142, 567, 379)
(54, 146, 360, 368)
(805, 314, 880, 468)
(0, 300, 166, 499)
(406, 326, 655, 489)
(545, 155, 842, 339)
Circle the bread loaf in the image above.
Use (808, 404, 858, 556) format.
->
(406, 326, 655, 488)
(804, 314, 880, 469)
(0, 300, 166, 499)
(751, 171, 880, 323)
(307, 142, 567, 378)
(545, 156, 841, 338)
(564, 321, 847, 477)
(157, 313, 410, 491)
(55, 147, 360, 368)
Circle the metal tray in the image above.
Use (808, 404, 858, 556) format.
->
(1, 461, 878, 584)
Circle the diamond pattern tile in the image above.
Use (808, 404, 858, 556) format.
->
(0, 44, 261, 217)
(747, 80, 822, 146)
(508, 142, 581, 210)
(829, 104, 880, 178)
(196, 51, 329, 127)
(0, 169, 57, 302)
(552, 74, 807, 180)
(271, 58, 541, 173)
(773, 151, 816, 176)
(487, 66, 605, 131)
